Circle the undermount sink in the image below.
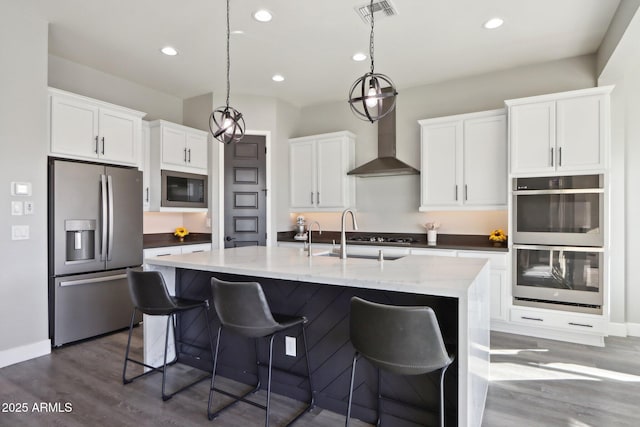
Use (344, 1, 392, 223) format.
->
(314, 251, 405, 261)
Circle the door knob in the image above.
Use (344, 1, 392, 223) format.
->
(225, 236, 235, 241)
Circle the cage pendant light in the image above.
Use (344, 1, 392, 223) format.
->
(348, 0, 398, 123)
(210, 0, 245, 144)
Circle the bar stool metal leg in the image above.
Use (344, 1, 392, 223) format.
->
(439, 365, 449, 427)
(161, 314, 173, 401)
(345, 352, 359, 427)
(122, 308, 137, 384)
(376, 368, 382, 427)
(266, 334, 275, 427)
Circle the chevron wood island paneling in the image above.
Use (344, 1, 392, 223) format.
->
(175, 268, 459, 426)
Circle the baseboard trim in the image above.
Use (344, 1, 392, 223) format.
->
(607, 322, 628, 337)
(491, 322, 605, 346)
(626, 323, 640, 337)
(0, 339, 51, 368)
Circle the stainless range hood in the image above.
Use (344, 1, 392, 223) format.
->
(347, 94, 419, 177)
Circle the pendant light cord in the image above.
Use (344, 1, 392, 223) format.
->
(225, 0, 231, 108)
(369, 0, 375, 74)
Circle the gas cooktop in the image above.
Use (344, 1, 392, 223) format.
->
(347, 235, 416, 245)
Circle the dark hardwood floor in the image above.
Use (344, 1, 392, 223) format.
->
(1, 327, 640, 426)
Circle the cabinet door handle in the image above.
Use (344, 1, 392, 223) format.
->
(522, 316, 544, 322)
(455, 185, 458, 201)
(317, 192, 320, 205)
(188, 148, 191, 163)
(101, 137, 105, 155)
(568, 322, 593, 328)
(559, 147, 562, 166)
(145, 187, 149, 202)
(550, 147, 554, 166)
(311, 192, 314, 205)
(94, 136, 99, 153)
(184, 148, 187, 162)
(464, 184, 468, 201)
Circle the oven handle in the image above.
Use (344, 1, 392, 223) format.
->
(513, 188, 604, 195)
(513, 244, 604, 252)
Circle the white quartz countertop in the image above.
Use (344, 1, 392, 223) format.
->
(145, 246, 488, 298)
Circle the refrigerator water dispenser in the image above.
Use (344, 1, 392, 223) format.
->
(65, 219, 96, 262)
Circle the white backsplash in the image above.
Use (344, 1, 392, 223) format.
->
(287, 210, 508, 235)
(143, 212, 210, 234)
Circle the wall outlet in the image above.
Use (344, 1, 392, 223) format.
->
(285, 336, 297, 357)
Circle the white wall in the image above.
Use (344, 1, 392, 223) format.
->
(48, 55, 183, 122)
(621, 66, 640, 325)
(0, 5, 50, 366)
(288, 55, 596, 234)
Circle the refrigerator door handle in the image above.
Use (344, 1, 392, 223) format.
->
(107, 174, 114, 261)
(59, 274, 127, 287)
(100, 174, 108, 261)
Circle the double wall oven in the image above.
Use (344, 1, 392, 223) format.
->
(512, 174, 605, 314)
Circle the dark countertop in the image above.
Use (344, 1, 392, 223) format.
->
(143, 232, 212, 249)
(277, 231, 508, 252)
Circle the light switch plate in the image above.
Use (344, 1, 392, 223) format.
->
(12, 225, 29, 240)
(11, 182, 32, 196)
(24, 201, 34, 215)
(11, 201, 23, 216)
(285, 336, 297, 357)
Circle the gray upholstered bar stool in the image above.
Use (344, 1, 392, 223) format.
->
(345, 297, 454, 427)
(208, 277, 315, 427)
(123, 269, 215, 401)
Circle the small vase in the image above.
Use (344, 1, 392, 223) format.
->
(492, 241, 503, 247)
(178, 236, 184, 242)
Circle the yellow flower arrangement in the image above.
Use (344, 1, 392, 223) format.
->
(174, 227, 189, 238)
(489, 229, 507, 243)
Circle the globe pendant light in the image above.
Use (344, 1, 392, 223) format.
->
(210, 0, 245, 144)
(348, 0, 398, 123)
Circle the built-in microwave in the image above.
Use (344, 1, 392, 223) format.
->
(161, 170, 208, 209)
(512, 174, 604, 247)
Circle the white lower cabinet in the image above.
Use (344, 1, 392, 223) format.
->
(457, 251, 508, 323)
(412, 249, 508, 325)
(143, 243, 211, 262)
(510, 307, 606, 334)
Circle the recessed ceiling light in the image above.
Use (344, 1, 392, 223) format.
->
(272, 74, 285, 82)
(483, 17, 504, 30)
(160, 46, 178, 56)
(231, 30, 245, 35)
(352, 53, 367, 62)
(253, 9, 273, 22)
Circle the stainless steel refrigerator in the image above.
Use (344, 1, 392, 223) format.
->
(48, 158, 143, 346)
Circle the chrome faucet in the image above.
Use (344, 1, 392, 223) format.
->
(339, 208, 358, 259)
(307, 221, 322, 257)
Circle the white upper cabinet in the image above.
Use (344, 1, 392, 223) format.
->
(418, 109, 507, 210)
(150, 120, 209, 174)
(49, 88, 145, 166)
(506, 86, 612, 176)
(141, 121, 151, 211)
(289, 131, 355, 211)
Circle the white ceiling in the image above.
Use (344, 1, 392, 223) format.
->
(18, 0, 620, 108)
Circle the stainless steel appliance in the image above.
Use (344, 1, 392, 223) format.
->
(512, 244, 603, 314)
(161, 169, 207, 209)
(49, 158, 143, 346)
(512, 174, 604, 247)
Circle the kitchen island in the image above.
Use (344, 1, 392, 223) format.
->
(144, 246, 490, 426)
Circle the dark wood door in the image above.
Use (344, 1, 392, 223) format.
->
(224, 134, 267, 248)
